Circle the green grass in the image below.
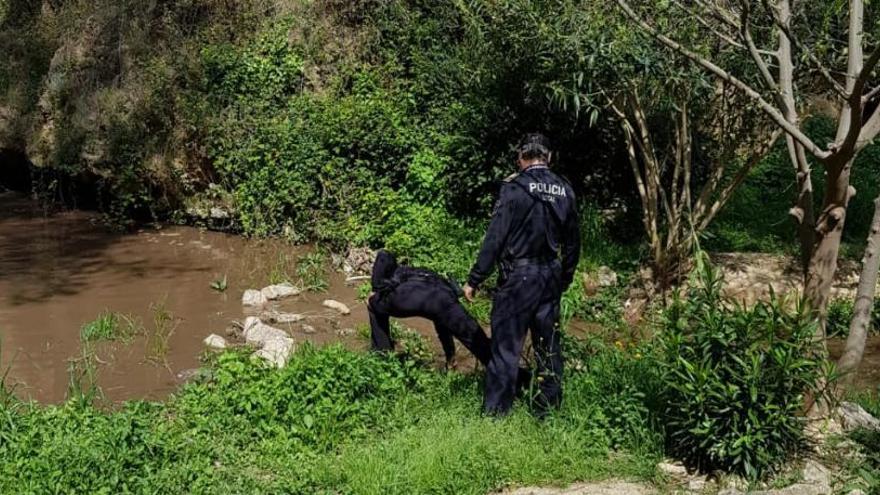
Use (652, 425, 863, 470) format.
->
(79, 311, 141, 343)
(145, 299, 177, 366)
(296, 251, 329, 292)
(0, 341, 663, 494)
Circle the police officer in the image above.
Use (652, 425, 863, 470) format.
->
(368, 249, 492, 367)
(463, 133, 580, 416)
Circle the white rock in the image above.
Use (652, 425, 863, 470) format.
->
(253, 337, 294, 368)
(302, 324, 316, 334)
(242, 289, 268, 307)
(687, 477, 707, 492)
(597, 265, 619, 287)
(242, 317, 290, 347)
(209, 207, 230, 219)
(261, 283, 301, 300)
(203, 333, 227, 349)
(801, 460, 831, 487)
(322, 299, 351, 315)
(838, 402, 880, 432)
(657, 461, 688, 477)
(261, 311, 305, 324)
(847, 490, 867, 495)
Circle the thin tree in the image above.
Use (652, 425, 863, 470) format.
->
(614, 0, 880, 344)
(608, 82, 780, 292)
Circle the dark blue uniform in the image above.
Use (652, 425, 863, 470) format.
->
(468, 165, 580, 415)
(369, 250, 492, 365)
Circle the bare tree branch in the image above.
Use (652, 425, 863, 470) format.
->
(739, 1, 785, 109)
(857, 106, 880, 150)
(697, 129, 783, 231)
(864, 85, 880, 103)
(835, 45, 880, 160)
(693, 0, 740, 29)
(614, 0, 830, 161)
(759, 0, 847, 97)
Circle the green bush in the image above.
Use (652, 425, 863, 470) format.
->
(658, 253, 827, 478)
(826, 297, 880, 338)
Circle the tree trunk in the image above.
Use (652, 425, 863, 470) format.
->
(837, 194, 880, 381)
(804, 160, 855, 339)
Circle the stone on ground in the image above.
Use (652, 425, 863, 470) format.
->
(301, 324, 316, 334)
(720, 460, 831, 495)
(203, 333, 227, 349)
(342, 247, 376, 276)
(261, 311, 305, 324)
(253, 336, 295, 368)
(242, 289, 268, 307)
(323, 299, 351, 315)
(837, 401, 880, 432)
(656, 460, 688, 478)
(500, 481, 656, 495)
(261, 283, 301, 300)
(243, 317, 291, 346)
(597, 265, 619, 287)
(242, 317, 294, 367)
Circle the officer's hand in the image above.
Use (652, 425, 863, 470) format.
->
(463, 284, 476, 302)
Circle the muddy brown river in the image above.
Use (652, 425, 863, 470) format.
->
(3, 191, 878, 403)
(0, 191, 402, 403)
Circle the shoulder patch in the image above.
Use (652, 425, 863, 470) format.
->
(502, 172, 520, 183)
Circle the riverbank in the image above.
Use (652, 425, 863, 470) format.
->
(0, 191, 425, 402)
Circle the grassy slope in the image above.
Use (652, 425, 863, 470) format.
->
(0, 341, 660, 494)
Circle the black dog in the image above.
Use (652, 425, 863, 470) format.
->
(367, 250, 491, 367)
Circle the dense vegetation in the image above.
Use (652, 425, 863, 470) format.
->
(2, 0, 878, 270)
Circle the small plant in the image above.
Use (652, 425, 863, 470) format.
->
(827, 297, 855, 338)
(391, 322, 433, 366)
(826, 296, 880, 338)
(0, 340, 18, 407)
(210, 274, 228, 292)
(296, 251, 329, 292)
(268, 252, 297, 285)
(356, 282, 372, 301)
(658, 252, 828, 479)
(146, 299, 178, 366)
(80, 311, 120, 342)
(80, 311, 142, 343)
(66, 344, 102, 404)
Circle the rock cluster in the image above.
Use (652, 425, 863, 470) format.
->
(241, 283, 302, 307)
(243, 317, 295, 368)
(341, 247, 376, 277)
(711, 253, 867, 305)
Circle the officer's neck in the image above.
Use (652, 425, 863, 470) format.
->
(519, 161, 548, 172)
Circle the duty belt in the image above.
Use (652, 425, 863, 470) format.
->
(506, 256, 558, 268)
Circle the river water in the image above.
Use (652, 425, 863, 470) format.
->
(0, 191, 379, 403)
(3, 191, 877, 403)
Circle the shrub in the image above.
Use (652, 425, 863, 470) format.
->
(826, 297, 880, 338)
(658, 253, 827, 478)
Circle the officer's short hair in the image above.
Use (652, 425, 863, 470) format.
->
(518, 133, 552, 161)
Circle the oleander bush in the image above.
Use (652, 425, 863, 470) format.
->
(657, 253, 828, 478)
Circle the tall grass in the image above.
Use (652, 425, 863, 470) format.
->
(145, 299, 177, 366)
